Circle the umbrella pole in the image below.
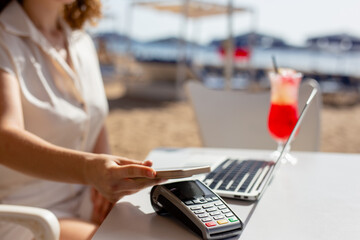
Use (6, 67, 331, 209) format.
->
(176, 0, 190, 100)
(224, 0, 234, 90)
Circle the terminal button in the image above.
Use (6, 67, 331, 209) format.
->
(213, 215, 225, 220)
(201, 217, 212, 222)
(205, 221, 217, 227)
(218, 205, 227, 210)
(228, 217, 239, 222)
(217, 219, 229, 225)
(222, 209, 230, 214)
(206, 207, 217, 212)
(210, 211, 221, 216)
(198, 213, 209, 218)
(194, 209, 205, 214)
(193, 198, 207, 204)
(190, 206, 202, 210)
(203, 204, 214, 209)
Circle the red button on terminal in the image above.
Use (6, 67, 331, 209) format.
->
(205, 221, 217, 227)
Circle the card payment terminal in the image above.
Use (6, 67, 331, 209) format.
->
(150, 180, 243, 240)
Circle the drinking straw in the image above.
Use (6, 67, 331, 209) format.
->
(272, 55, 279, 74)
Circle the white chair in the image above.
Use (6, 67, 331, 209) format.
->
(0, 204, 60, 240)
(185, 79, 322, 151)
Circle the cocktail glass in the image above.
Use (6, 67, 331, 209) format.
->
(267, 68, 302, 163)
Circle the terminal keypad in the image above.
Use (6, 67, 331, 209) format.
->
(185, 196, 239, 228)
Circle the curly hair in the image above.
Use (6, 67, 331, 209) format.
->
(63, 0, 102, 30)
(0, 0, 102, 30)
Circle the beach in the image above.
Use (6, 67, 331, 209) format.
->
(104, 81, 360, 160)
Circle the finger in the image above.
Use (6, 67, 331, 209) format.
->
(132, 177, 165, 183)
(96, 196, 108, 221)
(101, 177, 164, 203)
(116, 178, 163, 192)
(100, 200, 114, 222)
(116, 158, 153, 167)
(93, 194, 102, 220)
(142, 160, 153, 167)
(91, 187, 97, 203)
(98, 195, 112, 214)
(91, 198, 101, 224)
(114, 165, 156, 179)
(107, 196, 120, 203)
(116, 158, 145, 165)
(156, 178, 168, 184)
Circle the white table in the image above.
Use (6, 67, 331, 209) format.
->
(93, 147, 360, 240)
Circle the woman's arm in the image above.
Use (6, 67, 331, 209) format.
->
(0, 70, 90, 183)
(0, 70, 160, 202)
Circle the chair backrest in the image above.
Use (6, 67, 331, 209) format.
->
(0, 204, 60, 240)
(185, 79, 322, 151)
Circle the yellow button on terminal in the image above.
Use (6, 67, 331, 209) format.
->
(217, 219, 228, 225)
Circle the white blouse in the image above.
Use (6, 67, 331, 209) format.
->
(0, 0, 108, 217)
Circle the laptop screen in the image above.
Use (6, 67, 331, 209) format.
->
(276, 84, 318, 164)
(256, 84, 318, 200)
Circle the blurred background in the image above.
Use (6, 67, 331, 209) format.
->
(88, 0, 360, 160)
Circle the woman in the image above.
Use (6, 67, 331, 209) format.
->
(0, 0, 163, 239)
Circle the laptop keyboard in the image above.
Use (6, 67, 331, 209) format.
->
(203, 159, 273, 193)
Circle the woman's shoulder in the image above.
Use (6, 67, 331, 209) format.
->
(71, 30, 100, 61)
(71, 29, 95, 46)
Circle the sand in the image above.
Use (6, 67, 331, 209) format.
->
(104, 81, 360, 160)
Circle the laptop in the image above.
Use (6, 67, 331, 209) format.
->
(199, 86, 318, 201)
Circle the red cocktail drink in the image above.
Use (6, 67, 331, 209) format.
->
(268, 69, 302, 144)
(268, 103, 298, 142)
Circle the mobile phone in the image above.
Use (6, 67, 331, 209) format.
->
(155, 166, 211, 179)
(150, 180, 243, 239)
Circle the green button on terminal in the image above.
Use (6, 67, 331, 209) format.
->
(228, 217, 239, 222)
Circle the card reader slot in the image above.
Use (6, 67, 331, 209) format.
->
(209, 227, 243, 238)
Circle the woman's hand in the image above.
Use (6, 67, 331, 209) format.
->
(85, 154, 164, 203)
(90, 187, 114, 224)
